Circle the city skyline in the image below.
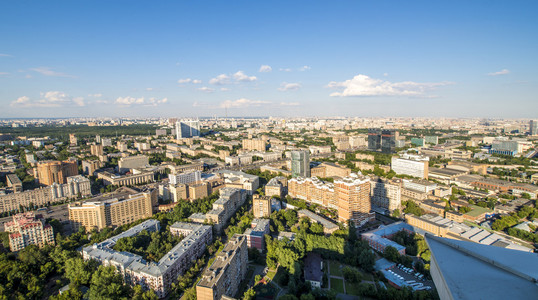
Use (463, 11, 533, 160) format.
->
(1, 1, 538, 118)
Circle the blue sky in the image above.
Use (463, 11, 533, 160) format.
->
(1, 1, 537, 118)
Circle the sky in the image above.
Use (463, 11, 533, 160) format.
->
(1, 1, 537, 118)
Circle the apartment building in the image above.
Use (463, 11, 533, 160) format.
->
(118, 155, 149, 173)
(0, 175, 91, 213)
(244, 219, 270, 251)
(264, 176, 287, 199)
(36, 159, 78, 185)
(335, 174, 373, 226)
(97, 171, 154, 186)
(83, 220, 212, 298)
(288, 176, 337, 209)
(189, 188, 247, 232)
(242, 138, 266, 151)
(90, 144, 104, 156)
(196, 234, 248, 300)
(82, 159, 103, 175)
(168, 170, 202, 185)
(370, 177, 402, 211)
(310, 162, 351, 178)
(215, 170, 259, 195)
(69, 189, 155, 231)
(6, 212, 55, 251)
(253, 194, 272, 218)
(391, 153, 429, 179)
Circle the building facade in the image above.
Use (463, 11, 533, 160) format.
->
(291, 150, 310, 178)
(391, 154, 429, 179)
(176, 120, 200, 139)
(196, 234, 248, 300)
(242, 138, 266, 151)
(118, 155, 149, 173)
(6, 212, 55, 251)
(36, 159, 78, 185)
(69, 190, 155, 231)
(253, 194, 272, 218)
(83, 220, 212, 298)
(335, 174, 373, 226)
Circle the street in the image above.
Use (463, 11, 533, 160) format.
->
(0, 203, 70, 231)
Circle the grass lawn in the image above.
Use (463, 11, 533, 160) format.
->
(345, 281, 362, 296)
(329, 260, 343, 277)
(330, 277, 345, 294)
(255, 282, 280, 299)
(358, 271, 374, 281)
(266, 269, 277, 280)
(272, 267, 287, 286)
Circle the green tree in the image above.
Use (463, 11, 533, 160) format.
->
(64, 257, 95, 286)
(242, 287, 256, 300)
(89, 266, 130, 300)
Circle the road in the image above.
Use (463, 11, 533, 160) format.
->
(0, 203, 70, 231)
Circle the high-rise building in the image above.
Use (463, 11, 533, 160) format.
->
(176, 119, 200, 139)
(391, 153, 429, 179)
(36, 159, 78, 185)
(368, 128, 382, 151)
(90, 144, 104, 156)
(118, 155, 149, 173)
(196, 234, 248, 300)
(530, 120, 538, 136)
(168, 170, 202, 185)
(69, 133, 78, 145)
(253, 194, 272, 218)
(68, 190, 155, 231)
(291, 150, 310, 178)
(6, 212, 55, 251)
(368, 129, 399, 153)
(370, 177, 402, 211)
(335, 174, 373, 226)
(242, 138, 266, 151)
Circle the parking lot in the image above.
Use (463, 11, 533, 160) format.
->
(387, 264, 435, 291)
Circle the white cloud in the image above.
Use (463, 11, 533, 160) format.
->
(198, 87, 215, 93)
(73, 97, 85, 106)
(233, 71, 257, 82)
(488, 69, 510, 76)
(147, 97, 168, 106)
(30, 67, 76, 78)
(383, 73, 389, 77)
(114, 96, 168, 106)
(146, 88, 154, 91)
(178, 78, 192, 84)
(115, 96, 145, 105)
(279, 102, 300, 106)
(279, 68, 292, 72)
(209, 71, 257, 85)
(259, 65, 272, 73)
(220, 87, 230, 92)
(327, 74, 452, 97)
(11, 96, 30, 106)
(25, 74, 32, 79)
(220, 98, 271, 108)
(278, 82, 301, 91)
(11, 91, 85, 107)
(0, 53, 12, 57)
(209, 74, 231, 85)
(299, 65, 311, 71)
(88, 93, 102, 97)
(178, 78, 202, 84)
(0, 72, 8, 75)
